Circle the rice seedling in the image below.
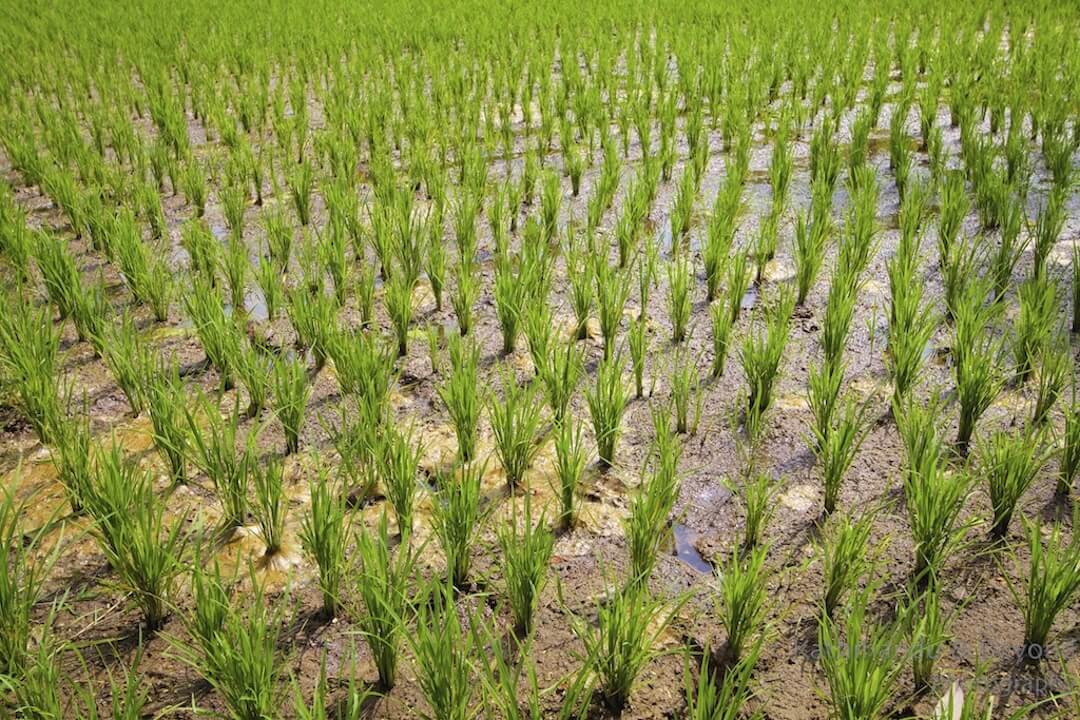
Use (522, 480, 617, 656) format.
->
(684, 637, 761, 720)
(439, 335, 482, 463)
(251, 454, 286, 556)
(50, 408, 95, 513)
(433, 459, 485, 588)
(185, 276, 240, 390)
(488, 374, 544, 490)
(385, 270, 415, 357)
(625, 440, 681, 586)
(289, 160, 315, 225)
(666, 254, 692, 344)
(953, 278, 1005, 453)
(886, 243, 938, 407)
(0, 487, 55, 678)
(451, 258, 480, 336)
(669, 351, 702, 435)
(0, 298, 63, 443)
(538, 340, 583, 425)
(736, 472, 776, 551)
(815, 396, 869, 516)
(186, 395, 250, 528)
(233, 342, 272, 418)
(408, 581, 477, 720)
(1013, 277, 1057, 384)
(353, 511, 417, 689)
(300, 464, 349, 618)
(587, 353, 628, 468)
(145, 360, 189, 484)
(553, 418, 588, 531)
(273, 356, 310, 455)
(818, 510, 876, 618)
(817, 585, 907, 720)
(499, 496, 554, 633)
(715, 543, 769, 664)
(727, 248, 752, 324)
(908, 585, 956, 692)
(172, 575, 284, 720)
(286, 284, 335, 370)
(628, 316, 648, 398)
(980, 428, 1048, 541)
(222, 236, 249, 311)
(572, 585, 677, 712)
(8, 619, 64, 719)
(594, 259, 631, 361)
(179, 161, 208, 216)
(739, 286, 794, 440)
(820, 267, 860, 373)
(793, 209, 830, 306)
(1031, 337, 1069, 426)
(1008, 506, 1080, 662)
(937, 172, 969, 266)
(1030, 187, 1066, 281)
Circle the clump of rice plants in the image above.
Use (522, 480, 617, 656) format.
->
(186, 396, 249, 529)
(0, 487, 55, 678)
(715, 543, 769, 665)
(818, 510, 877, 618)
(1012, 277, 1057, 384)
(952, 278, 1004, 453)
(980, 428, 1048, 541)
(145, 359, 190, 485)
(666, 254, 693, 344)
(684, 637, 761, 720)
(538, 340, 583, 425)
(814, 396, 869, 516)
(594, 259, 631, 361)
(793, 208, 831, 305)
(251, 454, 286, 556)
(1031, 337, 1069, 427)
(818, 585, 907, 720)
(353, 511, 417, 689)
(1059, 402, 1080, 497)
(433, 460, 486, 588)
(489, 372, 544, 489)
(709, 299, 734, 379)
(908, 585, 956, 692)
(0, 299, 64, 444)
(553, 418, 588, 531)
(499, 497, 554, 633)
(587, 353, 628, 468)
(736, 472, 776, 551)
(739, 286, 794, 440)
(625, 422, 682, 586)
(439, 335, 482, 463)
(408, 581, 476, 720)
(300, 465, 349, 618)
(377, 425, 422, 537)
(273, 356, 310, 455)
(1009, 507, 1080, 662)
(572, 585, 678, 713)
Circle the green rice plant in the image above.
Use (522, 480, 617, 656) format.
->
(288, 160, 315, 225)
(567, 145, 584, 196)
(886, 240, 938, 406)
(183, 220, 221, 285)
(553, 419, 588, 531)
(817, 586, 907, 720)
(233, 342, 272, 418)
(438, 335, 482, 463)
(820, 266, 860, 372)
(815, 397, 869, 516)
(222, 182, 247, 238)
(666, 255, 692, 345)
(0, 487, 54, 678)
(264, 208, 293, 273)
(286, 285, 335, 370)
(902, 416, 973, 586)
(186, 395, 250, 529)
(628, 316, 648, 398)
(1059, 403, 1080, 497)
(806, 360, 844, 454)
(587, 353, 628, 467)
(353, 511, 417, 689)
(670, 165, 697, 240)
(1013, 276, 1057, 384)
(819, 510, 876, 618)
(433, 459, 486, 588)
(670, 351, 702, 435)
(300, 464, 349, 618)
(709, 298, 734, 379)
(953, 278, 1004, 453)
(538, 340, 583, 425)
(936, 172, 969, 266)
(739, 287, 794, 440)
(273, 356, 310, 455)
(327, 329, 396, 416)
(1030, 187, 1066, 280)
(185, 276, 239, 389)
(451, 258, 480, 336)
(222, 236, 249, 311)
(1009, 506, 1080, 661)
(489, 373, 544, 488)
(521, 297, 554, 378)
(715, 543, 769, 664)
(908, 585, 955, 692)
(251, 454, 286, 556)
(144, 360, 189, 484)
(594, 259, 631, 361)
(471, 617, 544, 720)
(50, 409, 94, 513)
(95, 460, 186, 631)
(572, 585, 676, 712)
(179, 161, 208, 216)
(540, 170, 561, 242)
(71, 278, 109, 349)
(101, 311, 152, 416)
(377, 424, 422, 537)
(991, 198, 1026, 301)
(8, 618, 64, 719)
(726, 249, 751, 324)
(408, 581, 476, 720)
(33, 229, 82, 321)
(385, 270, 415, 357)
(793, 209, 829, 306)
(980, 428, 1048, 540)
(703, 203, 735, 303)
(172, 576, 284, 720)
(737, 472, 776, 551)
(499, 496, 554, 633)
(752, 215, 779, 284)
(684, 637, 761, 720)
(493, 255, 524, 355)
(625, 440, 681, 586)
(1031, 338, 1069, 427)
(566, 234, 595, 339)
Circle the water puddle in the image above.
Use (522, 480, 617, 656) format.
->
(672, 522, 712, 573)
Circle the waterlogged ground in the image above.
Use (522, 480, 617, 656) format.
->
(3, 65, 1080, 719)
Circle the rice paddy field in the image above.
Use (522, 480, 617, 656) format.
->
(2, 0, 1080, 717)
